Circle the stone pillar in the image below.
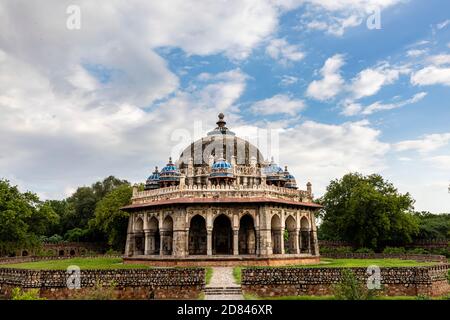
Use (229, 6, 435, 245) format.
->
(307, 231, 312, 254)
(293, 229, 300, 254)
(144, 230, 151, 255)
(233, 229, 239, 255)
(125, 233, 135, 257)
(280, 227, 285, 255)
(207, 229, 212, 256)
(159, 230, 165, 256)
(172, 230, 186, 257)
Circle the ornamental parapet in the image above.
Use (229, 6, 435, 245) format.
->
(131, 184, 313, 205)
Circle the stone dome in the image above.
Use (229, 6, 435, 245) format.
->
(177, 114, 265, 168)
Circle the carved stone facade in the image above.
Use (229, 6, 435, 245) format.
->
(122, 114, 321, 264)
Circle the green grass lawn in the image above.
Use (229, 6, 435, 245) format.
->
(205, 267, 213, 285)
(0, 257, 152, 270)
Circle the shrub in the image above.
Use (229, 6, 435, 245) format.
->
(333, 269, 378, 300)
(72, 280, 117, 300)
(354, 248, 375, 254)
(11, 288, 45, 300)
(382, 247, 406, 254)
(320, 246, 353, 254)
(407, 248, 428, 254)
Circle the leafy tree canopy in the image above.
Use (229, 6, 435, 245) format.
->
(318, 173, 419, 249)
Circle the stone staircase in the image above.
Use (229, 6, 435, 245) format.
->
(204, 286, 242, 296)
(204, 267, 244, 300)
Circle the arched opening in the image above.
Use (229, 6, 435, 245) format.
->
(21, 250, 28, 257)
(161, 216, 173, 255)
(213, 214, 233, 255)
(147, 217, 160, 255)
(134, 217, 145, 255)
(271, 215, 281, 254)
(189, 215, 207, 255)
(59, 250, 65, 256)
(300, 217, 310, 254)
(69, 249, 76, 256)
(285, 215, 297, 254)
(239, 214, 256, 254)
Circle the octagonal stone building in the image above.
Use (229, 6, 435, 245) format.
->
(122, 114, 321, 266)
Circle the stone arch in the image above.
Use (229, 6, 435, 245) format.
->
(300, 216, 311, 253)
(133, 216, 145, 255)
(212, 214, 233, 255)
(189, 215, 207, 255)
(147, 216, 160, 255)
(239, 214, 256, 254)
(69, 249, 76, 256)
(58, 250, 65, 256)
(161, 215, 173, 255)
(285, 215, 297, 254)
(270, 214, 282, 254)
(21, 250, 28, 257)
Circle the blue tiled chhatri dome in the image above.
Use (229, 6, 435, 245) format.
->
(159, 157, 181, 185)
(263, 157, 287, 185)
(210, 158, 234, 179)
(283, 166, 298, 189)
(145, 166, 160, 190)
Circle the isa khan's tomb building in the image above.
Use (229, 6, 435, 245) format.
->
(123, 114, 321, 266)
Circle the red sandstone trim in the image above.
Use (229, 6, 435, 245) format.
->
(122, 197, 323, 210)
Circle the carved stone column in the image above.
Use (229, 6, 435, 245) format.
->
(144, 230, 151, 255)
(207, 229, 212, 256)
(280, 227, 285, 255)
(233, 228, 239, 255)
(293, 229, 300, 254)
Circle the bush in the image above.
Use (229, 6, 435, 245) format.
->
(320, 246, 353, 254)
(72, 280, 117, 300)
(354, 248, 375, 254)
(11, 288, 45, 300)
(333, 269, 378, 300)
(382, 247, 406, 254)
(407, 248, 428, 254)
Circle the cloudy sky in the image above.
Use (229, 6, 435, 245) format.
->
(0, 0, 449, 213)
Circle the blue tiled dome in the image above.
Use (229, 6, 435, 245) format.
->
(210, 158, 234, 179)
(160, 157, 180, 182)
(212, 159, 232, 170)
(145, 166, 160, 190)
(264, 158, 286, 182)
(283, 166, 297, 189)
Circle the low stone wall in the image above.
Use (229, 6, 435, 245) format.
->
(124, 255, 320, 267)
(241, 265, 450, 297)
(0, 268, 205, 300)
(321, 253, 447, 263)
(0, 255, 121, 265)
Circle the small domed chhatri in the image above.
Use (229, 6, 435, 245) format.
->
(145, 166, 160, 190)
(122, 114, 321, 266)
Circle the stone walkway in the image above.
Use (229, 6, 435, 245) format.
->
(204, 267, 244, 300)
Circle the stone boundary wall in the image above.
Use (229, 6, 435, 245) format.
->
(242, 265, 450, 297)
(0, 267, 205, 300)
(321, 253, 447, 263)
(0, 255, 121, 265)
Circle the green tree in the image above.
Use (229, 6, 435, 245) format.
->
(89, 184, 132, 250)
(413, 211, 450, 240)
(319, 173, 419, 250)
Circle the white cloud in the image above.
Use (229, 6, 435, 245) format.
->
(406, 49, 428, 57)
(394, 133, 450, 154)
(306, 54, 345, 101)
(266, 38, 305, 64)
(349, 64, 409, 99)
(279, 119, 390, 194)
(301, 0, 404, 36)
(427, 155, 450, 170)
(250, 94, 306, 116)
(437, 19, 450, 30)
(411, 66, 450, 87)
(279, 75, 299, 86)
(427, 54, 450, 66)
(361, 92, 427, 115)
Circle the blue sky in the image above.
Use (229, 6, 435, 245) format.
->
(0, 0, 449, 212)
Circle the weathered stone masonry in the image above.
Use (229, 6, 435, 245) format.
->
(241, 265, 450, 297)
(0, 268, 205, 299)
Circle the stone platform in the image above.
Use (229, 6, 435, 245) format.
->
(123, 254, 320, 267)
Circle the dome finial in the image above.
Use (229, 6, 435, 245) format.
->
(216, 113, 226, 128)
